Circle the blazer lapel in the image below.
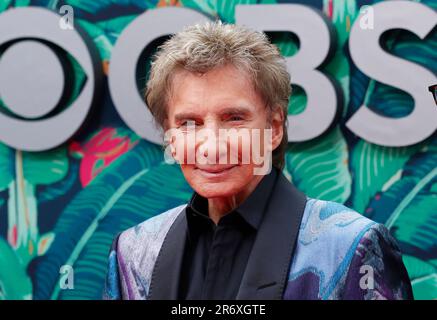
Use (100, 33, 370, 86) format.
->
(236, 172, 307, 300)
(148, 207, 188, 300)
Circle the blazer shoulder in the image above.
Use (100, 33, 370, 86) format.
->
(299, 197, 376, 245)
(117, 204, 187, 255)
(109, 204, 186, 299)
(287, 198, 378, 299)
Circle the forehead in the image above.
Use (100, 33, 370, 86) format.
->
(167, 64, 265, 116)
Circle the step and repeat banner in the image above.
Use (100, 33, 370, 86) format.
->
(0, 0, 435, 300)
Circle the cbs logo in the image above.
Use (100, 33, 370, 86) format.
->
(0, 7, 101, 151)
(0, 7, 210, 151)
(0, 4, 436, 152)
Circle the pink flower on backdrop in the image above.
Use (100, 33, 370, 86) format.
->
(69, 127, 139, 187)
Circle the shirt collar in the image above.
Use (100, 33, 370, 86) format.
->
(186, 167, 278, 235)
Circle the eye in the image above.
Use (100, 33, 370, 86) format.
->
(178, 120, 198, 128)
(228, 115, 244, 122)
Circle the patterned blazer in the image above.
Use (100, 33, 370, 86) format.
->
(103, 171, 413, 300)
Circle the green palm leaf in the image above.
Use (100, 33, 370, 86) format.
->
(76, 19, 113, 61)
(63, 0, 158, 17)
(0, 143, 13, 191)
(366, 139, 437, 245)
(31, 141, 191, 299)
(181, 0, 276, 23)
(411, 273, 437, 300)
(57, 162, 192, 299)
(403, 254, 437, 300)
(349, 140, 422, 214)
(388, 174, 437, 252)
(365, 138, 437, 299)
(22, 147, 68, 185)
(0, 0, 12, 13)
(285, 126, 351, 204)
(0, 237, 32, 299)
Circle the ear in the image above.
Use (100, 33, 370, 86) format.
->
(270, 106, 284, 151)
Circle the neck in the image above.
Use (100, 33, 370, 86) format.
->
(207, 174, 264, 225)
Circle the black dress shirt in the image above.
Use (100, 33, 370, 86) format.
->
(178, 168, 278, 300)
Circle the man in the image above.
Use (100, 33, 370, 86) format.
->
(103, 22, 413, 300)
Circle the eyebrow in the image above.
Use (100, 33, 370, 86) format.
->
(219, 106, 252, 117)
(174, 112, 201, 122)
(173, 106, 253, 122)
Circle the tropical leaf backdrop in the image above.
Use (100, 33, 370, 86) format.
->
(0, 0, 435, 300)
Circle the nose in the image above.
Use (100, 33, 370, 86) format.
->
(196, 121, 228, 165)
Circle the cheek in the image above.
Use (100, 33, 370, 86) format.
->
(180, 164, 195, 181)
(171, 132, 196, 164)
(230, 129, 270, 165)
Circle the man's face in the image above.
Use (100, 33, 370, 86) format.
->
(165, 64, 283, 199)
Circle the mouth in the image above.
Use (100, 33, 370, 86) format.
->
(195, 164, 237, 178)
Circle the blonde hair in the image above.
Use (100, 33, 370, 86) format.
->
(145, 21, 291, 169)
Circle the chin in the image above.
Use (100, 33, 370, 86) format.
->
(181, 164, 255, 199)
